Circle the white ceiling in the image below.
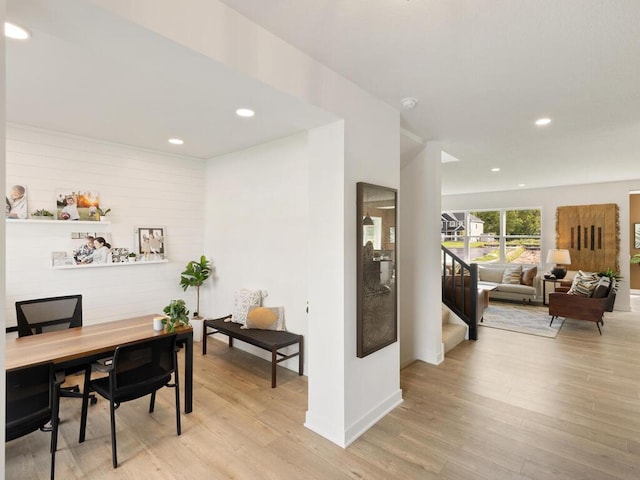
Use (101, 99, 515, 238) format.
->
(5, 0, 336, 160)
(6, 1, 640, 195)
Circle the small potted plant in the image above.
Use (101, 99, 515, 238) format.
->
(97, 207, 111, 221)
(31, 209, 54, 219)
(162, 299, 190, 333)
(127, 252, 137, 262)
(179, 255, 213, 319)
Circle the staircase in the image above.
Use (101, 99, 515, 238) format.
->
(441, 246, 480, 354)
(442, 305, 468, 354)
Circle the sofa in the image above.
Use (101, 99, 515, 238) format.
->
(477, 263, 539, 303)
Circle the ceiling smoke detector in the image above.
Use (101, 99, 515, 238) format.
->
(400, 97, 418, 109)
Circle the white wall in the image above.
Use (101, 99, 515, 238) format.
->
(93, 0, 402, 447)
(400, 143, 444, 368)
(443, 179, 640, 311)
(204, 132, 310, 372)
(5, 125, 206, 325)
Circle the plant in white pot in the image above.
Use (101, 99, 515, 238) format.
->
(179, 255, 212, 319)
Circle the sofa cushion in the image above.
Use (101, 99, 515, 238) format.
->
(521, 266, 537, 286)
(501, 264, 523, 284)
(568, 271, 599, 297)
(495, 283, 536, 295)
(479, 267, 505, 284)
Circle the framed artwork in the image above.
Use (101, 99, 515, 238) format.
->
(56, 190, 100, 221)
(5, 184, 28, 219)
(356, 182, 397, 358)
(135, 227, 165, 258)
(71, 232, 112, 264)
(556, 203, 619, 272)
(111, 247, 130, 263)
(635, 223, 640, 249)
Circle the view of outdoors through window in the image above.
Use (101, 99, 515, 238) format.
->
(441, 209, 541, 264)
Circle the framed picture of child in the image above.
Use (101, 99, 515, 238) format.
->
(56, 190, 100, 221)
(135, 227, 166, 259)
(6, 184, 28, 219)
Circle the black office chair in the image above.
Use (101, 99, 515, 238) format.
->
(6, 363, 63, 480)
(79, 334, 181, 468)
(15, 295, 97, 404)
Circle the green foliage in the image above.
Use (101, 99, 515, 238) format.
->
(162, 299, 190, 333)
(32, 209, 54, 217)
(471, 209, 541, 236)
(97, 207, 111, 216)
(596, 269, 622, 292)
(179, 255, 212, 316)
(631, 254, 640, 264)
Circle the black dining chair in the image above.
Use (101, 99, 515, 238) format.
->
(6, 362, 63, 480)
(79, 334, 182, 468)
(15, 295, 97, 405)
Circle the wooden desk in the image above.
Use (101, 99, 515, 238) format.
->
(5, 314, 194, 413)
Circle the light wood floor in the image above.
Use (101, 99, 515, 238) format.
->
(6, 299, 640, 479)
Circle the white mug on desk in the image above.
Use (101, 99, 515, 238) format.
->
(153, 316, 165, 331)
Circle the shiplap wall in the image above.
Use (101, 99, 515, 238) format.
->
(5, 124, 206, 327)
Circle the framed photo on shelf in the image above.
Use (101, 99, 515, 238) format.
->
(56, 189, 100, 221)
(5, 184, 28, 219)
(135, 227, 165, 259)
(71, 232, 112, 264)
(635, 223, 640, 249)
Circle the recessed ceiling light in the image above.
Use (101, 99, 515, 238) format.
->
(168, 138, 184, 145)
(535, 117, 551, 126)
(5, 22, 30, 40)
(491, 167, 500, 172)
(236, 108, 255, 118)
(518, 183, 526, 187)
(400, 97, 418, 109)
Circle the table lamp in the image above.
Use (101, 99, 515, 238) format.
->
(546, 249, 571, 279)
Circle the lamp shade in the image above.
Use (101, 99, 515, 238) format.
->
(546, 249, 571, 265)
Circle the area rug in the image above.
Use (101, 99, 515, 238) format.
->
(480, 303, 564, 338)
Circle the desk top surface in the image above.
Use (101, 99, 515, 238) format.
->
(6, 314, 192, 371)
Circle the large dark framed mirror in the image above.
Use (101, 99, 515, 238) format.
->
(356, 182, 397, 358)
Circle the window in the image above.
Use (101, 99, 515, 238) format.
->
(441, 208, 541, 264)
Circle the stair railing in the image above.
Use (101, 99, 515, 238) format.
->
(441, 246, 479, 340)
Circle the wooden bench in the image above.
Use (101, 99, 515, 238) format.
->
(202, 315, 303, 388)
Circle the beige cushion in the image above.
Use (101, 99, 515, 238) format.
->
(496, 283, 536, 294)
(243, 305, 286, 331)
(479, 267, 505, 284)
(501, 265, 523, 284)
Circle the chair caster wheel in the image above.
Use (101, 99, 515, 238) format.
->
(90, 396, 98, 405)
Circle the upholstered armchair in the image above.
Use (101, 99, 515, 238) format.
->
(548, 278, 616, 335)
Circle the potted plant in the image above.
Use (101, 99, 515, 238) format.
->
(127, 252, 137, 262)
(631, 254, 640, 264)
(179, 255, 212, 318)
(161, 299, 190, 333)
(31, 209, 54, 219)
(97, 207, 111, 221)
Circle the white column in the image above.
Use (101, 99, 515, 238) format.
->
(399, 142, 443, 366)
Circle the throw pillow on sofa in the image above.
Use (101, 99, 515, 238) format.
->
(521, 266, 537, 286)
(501, 265, 522, 284)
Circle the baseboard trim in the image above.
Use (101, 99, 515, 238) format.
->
(344, 389, 403, 447)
